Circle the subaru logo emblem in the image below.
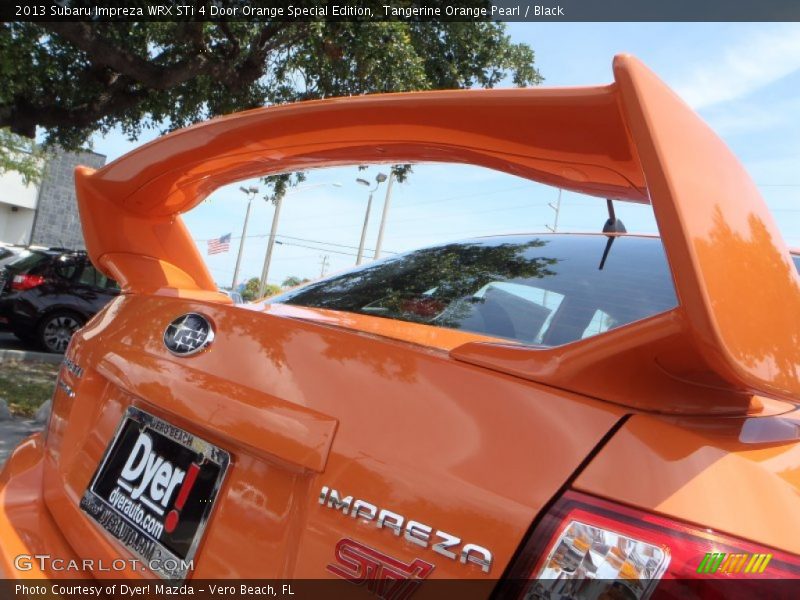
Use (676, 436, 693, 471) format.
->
(163, 313, 214, 356)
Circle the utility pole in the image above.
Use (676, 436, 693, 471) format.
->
(373, 170, 395, 259)
(356, 173, 387, 265)
(546, 188, 562, 232)
(319, 255, 330, 278)
(258, 193, 284, 298)
(232, 186, 258, 290)
(257, 182, 342, 298)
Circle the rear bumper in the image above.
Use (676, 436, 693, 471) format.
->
(0, 296, 36, 333)
(0, 433, 84, 579)
(0, 297, 11, 326)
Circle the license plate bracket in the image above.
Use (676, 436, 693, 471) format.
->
(80, 406, 229, 580)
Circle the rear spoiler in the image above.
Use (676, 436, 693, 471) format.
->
(75, 55, 800, 414)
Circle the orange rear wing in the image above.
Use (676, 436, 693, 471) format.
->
(75, 55, 800, 413)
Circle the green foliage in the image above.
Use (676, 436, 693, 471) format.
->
(0, 360, 58, 417)
(0, 20, 540, 190)
(0, 128, 45, 185)
(282, 275, 311, 288)
(241, 276, 281, 301)
(391, 164, 413, 183)
(262, 171, 307, 205)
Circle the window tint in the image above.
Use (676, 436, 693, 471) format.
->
(581, 309, 617, 339)
(76, 260, 118, 289)
(52, 256, 80, 280)
(271, 235, 678, 347)
(5, 250, 48, 274)
(78, 264, 99, 286)
(79, 263, 116, 289)
(0, 253, 21, 268)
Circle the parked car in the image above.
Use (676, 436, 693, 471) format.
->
(219, 289, 245, 304)
(0, 247, 119, 352)
(0, 55, 798, 595)
(0, 243, 27, 268)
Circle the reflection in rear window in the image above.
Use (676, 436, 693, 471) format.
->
(4, 250, 47, 273)
(270, 235, 678, 347)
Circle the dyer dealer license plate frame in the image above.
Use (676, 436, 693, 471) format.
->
(80, 406, 230, 580)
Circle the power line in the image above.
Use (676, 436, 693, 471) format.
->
(276, 234, 399, 255)
(388, 200, 548, 224)
(277, 182, 536, 224)
(380, 183, 535, 210)
(194, 233, 397, 255)
(274, 240, 361, 257)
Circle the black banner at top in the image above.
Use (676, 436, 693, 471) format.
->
(4, 0, 800, 23)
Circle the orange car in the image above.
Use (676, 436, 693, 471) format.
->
(1, 54, 799, 598)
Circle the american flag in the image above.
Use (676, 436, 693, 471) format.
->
(207, 233, 232, 255)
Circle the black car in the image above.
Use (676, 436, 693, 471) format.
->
(0, 244, 27, 268)
(0, 248, 119, 352)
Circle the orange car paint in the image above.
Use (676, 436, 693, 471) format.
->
(0, 54, 797, 584)
(4, 295, 625, 578)
(576, 413, 800, 556)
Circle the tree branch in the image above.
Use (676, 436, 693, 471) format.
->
(44, 23, 221, 91)
(3, 76, 147, 139)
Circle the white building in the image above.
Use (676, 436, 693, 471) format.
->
(0, 167, 38, 244)
(0, 148, 106, 249)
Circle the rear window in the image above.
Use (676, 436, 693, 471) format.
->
(793, 255, 800, 274)
(4, 250, 48, 274)
(79, 263, 117, 288)
(271, 235, 678, 347)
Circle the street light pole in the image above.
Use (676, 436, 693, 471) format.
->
(257, 181, 342, 298)
(232, 186, 258, 290)
(356, 172, 387, 265)
(546, 188, 562, 233)
(356, 188, 374, 266)
(373, 170, 395, 259)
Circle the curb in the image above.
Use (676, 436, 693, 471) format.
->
(0, 349, 62, 364)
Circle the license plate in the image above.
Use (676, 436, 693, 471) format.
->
(80, 407, 229, 580)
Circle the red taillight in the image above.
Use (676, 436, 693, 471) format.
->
(500, 491, 800, 599)
(11, 274, 45, 290)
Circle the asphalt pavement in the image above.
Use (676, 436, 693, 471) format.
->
(0, 417, 40, 466)
(0, 332, 51, 466)
(0, 331, 36, 352)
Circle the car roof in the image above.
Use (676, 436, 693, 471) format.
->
(29, 247, 86, 255)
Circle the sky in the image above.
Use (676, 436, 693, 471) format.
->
(90, 22, 800, 290)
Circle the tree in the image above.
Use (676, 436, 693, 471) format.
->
(0, 129, 45, 185)
(282, 275, 311, 288)
(242, 277, 281, 301)
(0, 19, 541, 193)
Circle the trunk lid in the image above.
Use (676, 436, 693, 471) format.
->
(43, 294, 624, 579)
